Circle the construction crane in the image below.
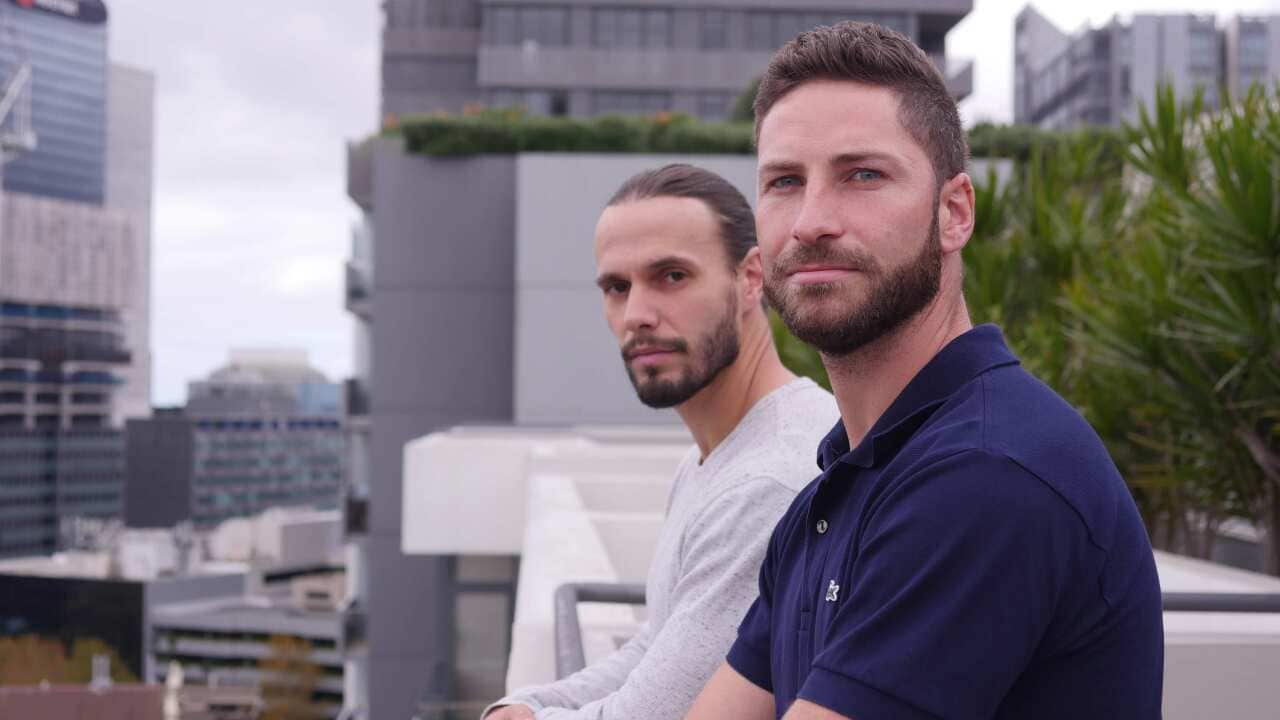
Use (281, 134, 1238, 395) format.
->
(0, 9, 37, 165)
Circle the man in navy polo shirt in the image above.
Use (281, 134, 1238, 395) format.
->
(686, 21, 1164, 720)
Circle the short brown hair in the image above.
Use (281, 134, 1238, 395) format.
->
(608, 163, 756, 270)
(754, 21, 968, 187)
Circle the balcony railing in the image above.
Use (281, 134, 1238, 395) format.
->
(344, 378, 370, 418)
(401, 425, 1280, 720)
(345, 262, 371, 320)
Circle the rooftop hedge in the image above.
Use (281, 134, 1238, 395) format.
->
(385, 108, 1124, 161)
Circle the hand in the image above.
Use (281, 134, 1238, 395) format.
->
(486, 704, 536, 720)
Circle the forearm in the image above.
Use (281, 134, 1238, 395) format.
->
(781, 699, 850, 720)
(686, 663, 774, 720)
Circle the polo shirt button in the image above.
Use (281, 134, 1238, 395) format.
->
(816, 519, 829, 535)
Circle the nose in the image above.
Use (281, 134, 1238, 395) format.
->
(621, 284, 659, 335)
(790, 184, 843, 247)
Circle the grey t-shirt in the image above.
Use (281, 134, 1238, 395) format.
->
(488, 377, 838, 719)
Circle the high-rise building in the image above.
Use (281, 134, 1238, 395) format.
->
(380, 0, 973, 121)
(105, 62, 156, 424)
(344, 3, 975, 718)
(0, 0, 108, 205)
(124, 350, 344, 530)
(1014, 6, 1279, 129)
(1225, 15, 1280, 101)
(0, 1, 154, 425)
(0, 1, 155, 557)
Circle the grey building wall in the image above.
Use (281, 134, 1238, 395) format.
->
(513, 153, 756, 425)
(381, 0, 972, 120)
(124, 412, 194, 528)
(105, 63, 156, 425)
(1126, 14, 1220, 125)
(1225, 15, 1280, 99)
(142, 572, 248, 682)
(1015, 10, 1268, 129)
(363, 141, 517, 719)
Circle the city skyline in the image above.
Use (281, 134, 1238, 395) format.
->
(99, 0, 1278, 406)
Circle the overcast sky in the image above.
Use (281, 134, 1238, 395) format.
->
(102, 0, 1276, 405)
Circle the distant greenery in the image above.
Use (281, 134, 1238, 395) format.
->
(0, 635, 137, 685)
(383, 106, 1119, 159)
(731, 77, 761, 123)
(772, 83, 1280, 573)
(391, 108, 754, 156)
(260, 634, 322, 720)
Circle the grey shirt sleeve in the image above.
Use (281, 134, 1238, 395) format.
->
(485, 620, 654, 716)
(508, 478, 794, 720)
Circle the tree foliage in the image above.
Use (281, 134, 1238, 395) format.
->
(0, 634, 136, 685)
(259, 634, 322, 720)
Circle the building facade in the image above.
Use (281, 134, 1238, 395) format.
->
(1015, 6, 1280, 129)
(0, 1, 154, 558)
(0, 1, 154, 428)
(150, 587, 346, 719)
(0, 427, 123, 557)
(1225, 15, 1280, 101)
(0, 550, 246, 682)
(125, 351, 344, 530)
(0, 0, 108, 204)
(381, 0, 973, 121)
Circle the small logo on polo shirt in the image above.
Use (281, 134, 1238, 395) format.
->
(826, 579, 840, 602)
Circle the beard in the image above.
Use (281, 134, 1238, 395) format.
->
(764, 211, 941, 357)
(622, 294, 741, 409)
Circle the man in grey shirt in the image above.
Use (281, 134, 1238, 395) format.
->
(483, 164, 837, 720)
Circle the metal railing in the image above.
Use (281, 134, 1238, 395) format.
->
(554, 582, 646, 679)
(550, 587, 1280, 680)
(1162, 593, 1280, 613)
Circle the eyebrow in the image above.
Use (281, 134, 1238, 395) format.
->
(594, 254, 695, 288)
(594, 272, 624, 290)
(759, 151, 901, 179)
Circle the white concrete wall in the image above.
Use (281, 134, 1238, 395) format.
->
(1159, 552, 1280, 720)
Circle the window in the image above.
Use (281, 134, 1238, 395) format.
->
(594, 8, 672, 49)
(700, 10, 729, 49)
(426, 0, 480, 28)
(487, 6, 518, 44)
(1240, 30, 1268, 69)
(775, 12, 808, 45)
(697, 91, 734, 121)
(1189, 30, 1218, 73)
(747, 12, 773, 50)
(486, 5, 569, 46)
(593, 91, 672, 116)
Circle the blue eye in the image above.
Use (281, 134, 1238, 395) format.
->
(851, 169, 884, 182)
(769, 176, 801, 189)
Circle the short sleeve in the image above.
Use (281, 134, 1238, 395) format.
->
(725, 497, 793, 693)
(799, 450, 1085, 720)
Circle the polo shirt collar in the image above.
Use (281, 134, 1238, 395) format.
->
(816, 324, 1020, 471)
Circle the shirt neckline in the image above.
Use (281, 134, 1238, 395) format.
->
(817, 324, 1019, 471)
(699, 377, 817, 468)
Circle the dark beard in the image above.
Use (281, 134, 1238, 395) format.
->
(765, 211, 941, 357)
(624, 297, 741, 409)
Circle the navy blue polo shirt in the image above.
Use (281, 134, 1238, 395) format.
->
(727, 325, 1164, 719)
